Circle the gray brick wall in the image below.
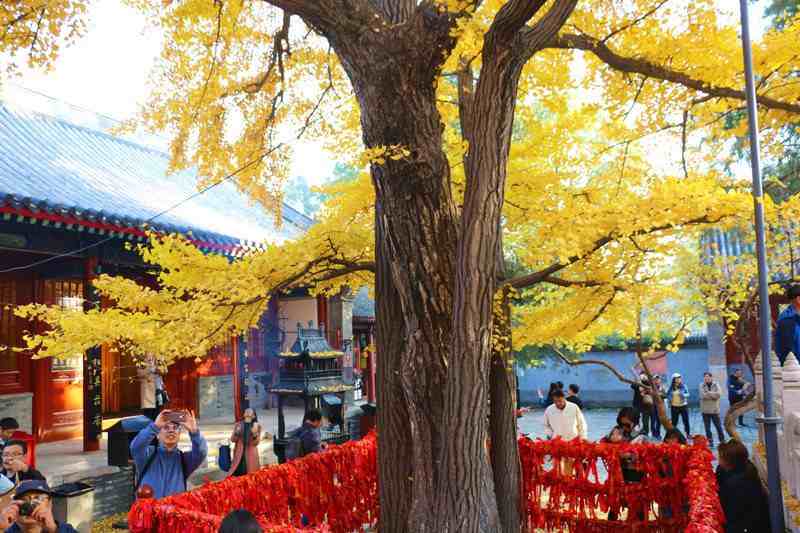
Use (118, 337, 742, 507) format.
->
(0, 393, 33, 432)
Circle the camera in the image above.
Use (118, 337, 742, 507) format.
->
(18, 501, 37, 517)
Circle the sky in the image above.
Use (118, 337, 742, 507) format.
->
(1, 2, 768, 189)
(0, 1, 335, 187)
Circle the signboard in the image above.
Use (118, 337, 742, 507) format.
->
(84, 348, 102, 442)
(83, 258, 102, 451)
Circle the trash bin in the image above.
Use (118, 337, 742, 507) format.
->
(52, 482, 94, 533)
(105, 416, 154, 467)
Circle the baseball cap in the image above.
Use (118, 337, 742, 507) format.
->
(671, 373, 682, 379)
(14, 480, 53, 499)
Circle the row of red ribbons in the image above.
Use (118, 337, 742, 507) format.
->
(129, 433, 377, 532)
(519, 436, 724, 532)
(129, 432, 723, 532)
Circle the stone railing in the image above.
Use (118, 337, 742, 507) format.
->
(752, 352, 800, 531)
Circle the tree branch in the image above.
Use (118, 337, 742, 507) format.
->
(552, 346, 637, 385)
(541, 276, 604, 288)
(258, 0, 379, 36)
(505, 214, 720, 290)
(489, 0, 548, 44)
(548, 33, 800, 114)
(515, 0, 578, 61)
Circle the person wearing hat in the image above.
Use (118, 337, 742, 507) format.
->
(775, 285, 800, 365)
(0, 480, 78, 532)
(669, 373, 691, 437)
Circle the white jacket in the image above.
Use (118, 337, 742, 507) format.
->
(543, 402, 587, 441)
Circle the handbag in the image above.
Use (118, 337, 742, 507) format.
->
(218, 443, 232, 472)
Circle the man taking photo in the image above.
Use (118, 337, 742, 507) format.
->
(130, 409, 207, 499)
(0, 443, 44, 486)
(0, 480, 78, 533)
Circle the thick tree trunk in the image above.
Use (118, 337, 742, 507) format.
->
(374, 209, 415, 531)
(310, 4, 572, 530)
(489, 288, 523, 533)
(345, 27, 461, 530)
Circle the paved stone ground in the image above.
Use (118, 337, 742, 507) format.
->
(518, 406, 759, 451)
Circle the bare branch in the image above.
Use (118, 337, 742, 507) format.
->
(624, 75, 647, 119)
(548, 33, 800, 114)
(552, 346, 637, 386)
(28, 7, 46, 57)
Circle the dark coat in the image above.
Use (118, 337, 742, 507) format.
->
(566, 396, 584, 410)
(716, 463, 770, 533)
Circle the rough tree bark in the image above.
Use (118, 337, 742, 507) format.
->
(489, 279, 522, 533)
(332, 10, 462, 532)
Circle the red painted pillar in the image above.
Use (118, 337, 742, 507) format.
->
(232, 338, 242, 421)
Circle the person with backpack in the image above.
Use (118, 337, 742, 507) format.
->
(286, 409, 327, 460)
(130, 409, 207, 499)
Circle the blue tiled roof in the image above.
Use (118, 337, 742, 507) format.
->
(0, 101, 313, 249)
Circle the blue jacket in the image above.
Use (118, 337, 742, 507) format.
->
(6, 524, 77, 533)
(775, 304, 800, 364)
(668, 384, 690, 407)
(130, 422, 207, 499)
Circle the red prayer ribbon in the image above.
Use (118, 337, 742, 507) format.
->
(129, 432, 723, 532)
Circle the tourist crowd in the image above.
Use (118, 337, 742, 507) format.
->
(536, 367, 752, 448)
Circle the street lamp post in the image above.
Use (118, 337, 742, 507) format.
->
(737, 1, 785, 530)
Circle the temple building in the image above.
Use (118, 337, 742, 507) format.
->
(0, 92, 358, 447)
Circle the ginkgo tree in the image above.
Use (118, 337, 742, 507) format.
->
(6, 1, 800, 531)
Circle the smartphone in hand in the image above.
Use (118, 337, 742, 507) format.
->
(165, 410, 187, 424)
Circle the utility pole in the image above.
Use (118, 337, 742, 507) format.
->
(737, 2, 785, 530)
